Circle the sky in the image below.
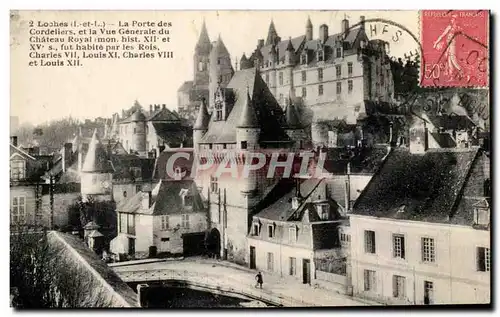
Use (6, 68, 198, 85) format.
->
(10, 10, 419, 125)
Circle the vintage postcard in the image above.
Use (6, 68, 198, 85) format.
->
(9, 10, 490, 308)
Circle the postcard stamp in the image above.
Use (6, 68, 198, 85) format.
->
(420, 10, 489, 87)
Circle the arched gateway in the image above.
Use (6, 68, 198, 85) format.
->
(205, 228, 221, 259)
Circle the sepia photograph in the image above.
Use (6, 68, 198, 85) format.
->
(9, 9, 491, 308)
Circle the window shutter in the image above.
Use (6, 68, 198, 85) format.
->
(477, 247, 485, 271)
(392, 276, 397, 297)
(401, 236, 405, 259)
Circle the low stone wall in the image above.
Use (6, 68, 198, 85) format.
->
(314, 271, 348, 295)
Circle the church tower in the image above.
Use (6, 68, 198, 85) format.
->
(208, 35, 234, 110)
(194, 20, 212, 88)
(81, 129, 114, 202)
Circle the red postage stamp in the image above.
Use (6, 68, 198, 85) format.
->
(420, 10, 489, 87)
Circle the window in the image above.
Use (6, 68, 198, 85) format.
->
(318, 85, 324, 96)
(393, 275, 406, 299)
(393, 234, 406, 259)
(133, 128, 137, 133)
(210, 176, 218, 193)
(218, 75, 222, 83)
(183, 195, 192, 207)
(268, 224, 274, 238)
(318, 68, 323, 81)
(477, 247, 490, 272)
(336, 65, 341, 79)
(348, 80, 353, 94)
(265, 73, 269, 84)
(241, 141, 248, 149)
(340, 232, 350, 246)
(161, 215, 169, 231)
(198, 61, 204, 71)
(123, 191, 127, 198)
(364, 270, 376, 291)
(135, 184, 141, 193)
(348, 62, 353, 76)
(11, 196, 26, 224)
(336, 82, 342, 95)
(279, 72, 283, 85)
(252, 223, 260, 236)
(317, 204, 329, 220)
(301, 71, 307, 83)
(364, 230, 376, 254)
(302, 87, 307, 98)
(181, 214, 190, 229)
(289, 257, 297, 275)
(317, 50, 324, 62)
(301, 54, 307, 65)
(424, 281, 434, 305)
(288, 227, 296, 243)
(336, 47, 342, 58)
(10, 160, 25, 180)
(267, 252, 274, 271)
(421, 237, 435, 262)
(217, 58, 221, 65)
(120, 213, 135, 235)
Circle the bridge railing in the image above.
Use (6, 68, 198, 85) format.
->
(116, 268, 313, 307)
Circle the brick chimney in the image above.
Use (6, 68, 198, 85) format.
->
(141, 190, 152, 210)
(319, 24, 329, 43)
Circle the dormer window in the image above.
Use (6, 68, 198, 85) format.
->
(291, 196, 302, 210)
(317, 203, 330, 220)
(268, 224, 275, 238)
(317, 50, 325, 62)
(10, 159, 25, 180)
(474, 207, 490, 226)
(336, 47, 342, 58)
(252, 221, 260, 236)
(288, 226, 297, 243)
(215, 100, 223, 121)
(300, 53, 308, 65)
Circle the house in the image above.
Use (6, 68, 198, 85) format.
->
(247, 177, 346, 286)
(110, 174, 208, 259)
(349, 138, 491, 304)
(10, 136, 52, 229)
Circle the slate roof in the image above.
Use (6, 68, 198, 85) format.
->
(427, 114, 476, 131)
(210, 36, 230, 58)
(285, 102, 302, 129)
(146, 107, 181, 122)
(352, 147, 481, 225)
(153, 148, 194, 180)
(193, 99, 210, 130)
(322, 145, 389, 175)
(81, 130, 114, 173)
(116, 179, 205, 216)
(430, 132, 457, 148)
(200, 68, 291, 144)
(255, 178, 342, 222)
(110, 154, 155, 181)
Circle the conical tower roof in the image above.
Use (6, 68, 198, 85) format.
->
(286, 37, 294, 51)
(210, 35, 230, 58)
(195, 20, 212, 54)
(266, 20, 279, 45)
(237, 88, 259, 129)
(306, 16, 313, 28)
(194, 98, 210, 130)
(81, 129, 114, 173)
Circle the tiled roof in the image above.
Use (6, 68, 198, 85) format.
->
(200, 68, 291, 144)
(322, 146, 389, 175)
(352, 147, 481, 225)
(152, 123, 191, 146)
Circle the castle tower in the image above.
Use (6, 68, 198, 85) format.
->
(237, 88, 260, 194)
(265, 20, 280, 46)
(193, 98, 210, 150)
(194, 20, 212, 87)
(306, 16, 313, 41)
(208, 35, 234, 110)
(237, 88, 260, 151)
(81, 129, 114, 202)
(284, 37, 295, 65)
(129, 109, 147, 155)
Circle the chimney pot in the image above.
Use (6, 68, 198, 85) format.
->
(162, 104, 166, 110)
(319, 24, 329, 43)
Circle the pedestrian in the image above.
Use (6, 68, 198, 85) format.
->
(255, 272, 263, 289)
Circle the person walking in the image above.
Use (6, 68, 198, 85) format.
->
(255, 272, 263, 289)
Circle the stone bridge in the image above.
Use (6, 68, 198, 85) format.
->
(112, 258, 371, 307)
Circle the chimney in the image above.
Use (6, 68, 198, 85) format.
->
(78, 143, 90, 172)
(149, 104, 153, 114)
(319, 24, 329, 43)
(257, 39, 264, 49)
(10, 136, 18, 147)
(342, 17, 349, 34)
(155, 105, 160, 111)
(141, 190, 152, 210)
(62, 143, 72, 172)
(360, 16, 365, 31)
(162, 104, 166, 110)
